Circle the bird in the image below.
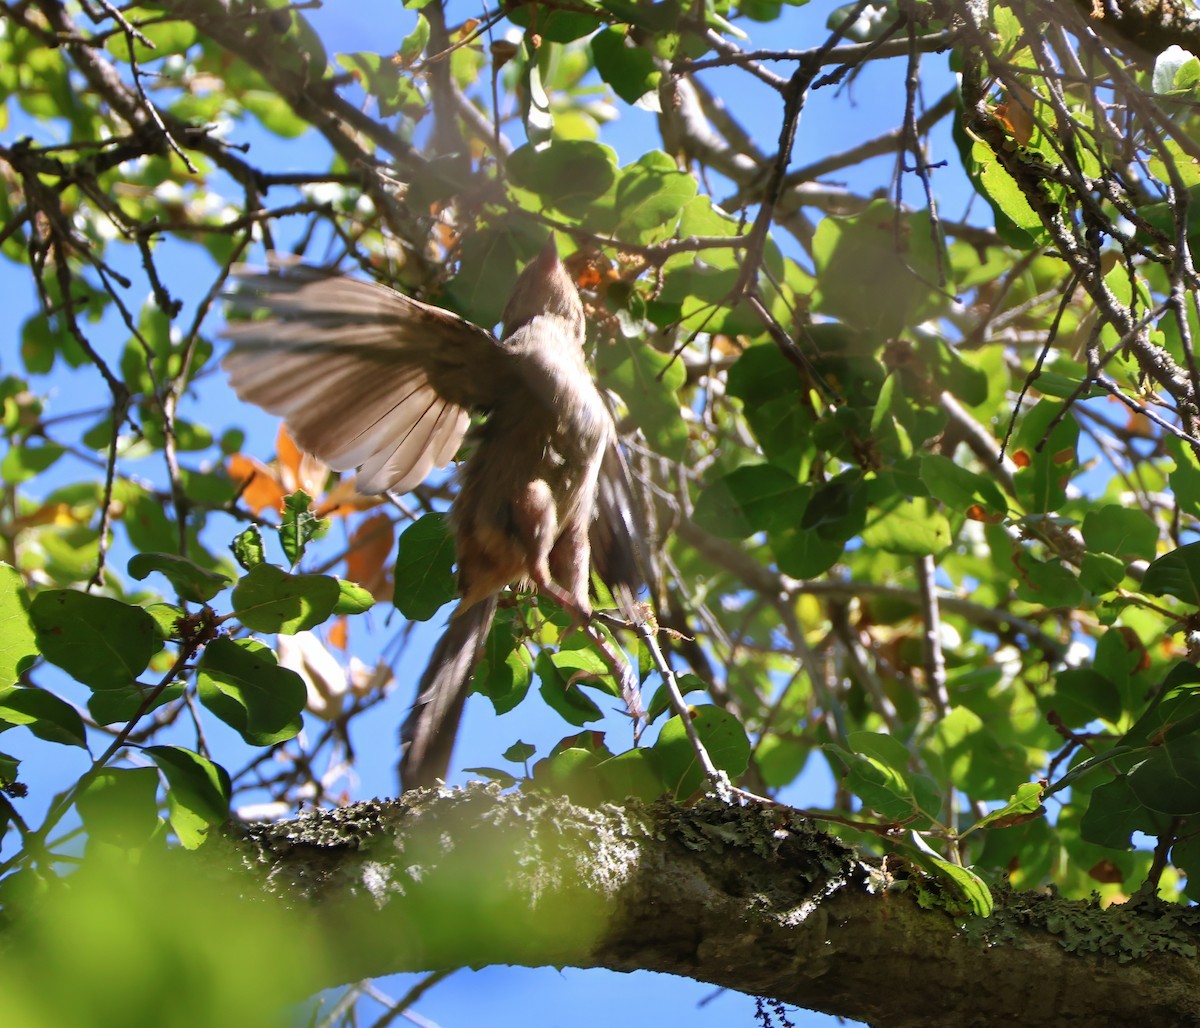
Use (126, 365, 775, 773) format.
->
(222, 237, 643, 789)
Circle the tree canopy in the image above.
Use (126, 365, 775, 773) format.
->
(4, 0, 1200, 1024)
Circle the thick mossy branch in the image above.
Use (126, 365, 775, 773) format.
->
(1076, 0, 1200, 58)
(221, 787, 1200, 1027)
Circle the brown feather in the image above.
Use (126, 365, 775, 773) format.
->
(222, 244, 647, 789)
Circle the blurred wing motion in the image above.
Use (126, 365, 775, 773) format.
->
(222, 249, 650, 792)
(590, 440, 646, 618)
(222, 263, 510, 494)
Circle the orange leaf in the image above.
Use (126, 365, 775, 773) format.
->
(229, 453, 287, 515)
(10, 501, 79, 533)
(347, 512, 395, 600)
(994, 83, 1035, 146)
(965, 504, 1004, 524)
(327, 617, 349, 652)
(1087, 859, 1125, 885)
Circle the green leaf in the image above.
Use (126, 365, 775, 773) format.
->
(0, 564, 37, 687)
(826, 744, 919, 821)
(461, 766, 519, 787)
(1, 440, 64, 484)
(646, 672, 706, 723)
(116, 480, 214, 565)
(77, 767, 161, 848)
(531, 746, 607, 803)
(38, 523, 101, 583)
(127, 552, 232, 603)
(1080, 775, 1171, 849)
(231, 526, 266, 571)
(692, 464, 805, 538)
(770, 522, 845, 580)
(88, 681, 186, 726)
(920, 454, 1007, 516)
(598, 0, 683, 31)
(197, 637, 306, 746)
(144, 603, 184, 641)
(279, 491, 327, 566)
(1079, 552, 1126, 595)
(1143, 542, 1200, 605)
(333, 579, 375, 615)
(969, 782, 1045, 832)
(1121, 664, 1200, 749)
(592, 28, 661, 105)
(1047, 668, 1123, 727)
(968, 140, 1048, 247)
(654, 251, 760, 334)
(393, 513, 457, 621)
(0, 685, 86, 747)
(0, 751, 19, 788)
(398, 14, 430, 64)
(594, 747, 666, 802)
(860, 496, 951, 557)
(1175, 835, 1200, 902)
(926, 706, 1023, 800)
(547, 636, 616, 696)
(1126, 742, 1200, 815)
(243, 88, 313, 137)
(1011, 400, 1079, 514)
(507, 141, 618, 219)
(231, 564, 341, 635)
(724, 342, 815, 471)
(677, 194, 742, 239)
(1013, 551, 1084, 608)
(596, 335, 687, 460)
(913, 332, 990, 407)
(503, 740, 537, 763)
(921, 855, 994, 917)
(812, 200, 948, 336)
(105, 15, 198, 63)
(474, 612, 533, 715)
(1081, 505, 1157, 562)
(1169, 435, 1200, 518)
(653, 705, 750, 800)
(338, 51, 425, 119)
(610, 151, 697, 242)
(506, 4, 601, 41)
(847, 729, 915, 772)
(144, 745, 231, 849)
(800, 471, 867, 540)
(754, 735, 810, 788)
(536, 651, 604, 726)
(30, 590, 160, 691)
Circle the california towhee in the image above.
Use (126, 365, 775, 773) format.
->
(222, 239, 642, 788)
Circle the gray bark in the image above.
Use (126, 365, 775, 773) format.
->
(220, 786, 1200, 1027)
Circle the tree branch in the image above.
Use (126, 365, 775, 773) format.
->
(223, 788, 1200, 1027)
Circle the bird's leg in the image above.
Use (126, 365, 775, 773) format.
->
(513, 484, 645, 734)
(547, 514, 592, 618)
(579, 621, 646, 738)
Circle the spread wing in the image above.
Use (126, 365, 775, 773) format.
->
(222, 263, 512, 494)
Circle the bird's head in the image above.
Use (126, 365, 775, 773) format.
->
(500, 236, 585, 339)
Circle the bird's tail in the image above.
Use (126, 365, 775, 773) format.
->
(398, 596, 498, 791)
